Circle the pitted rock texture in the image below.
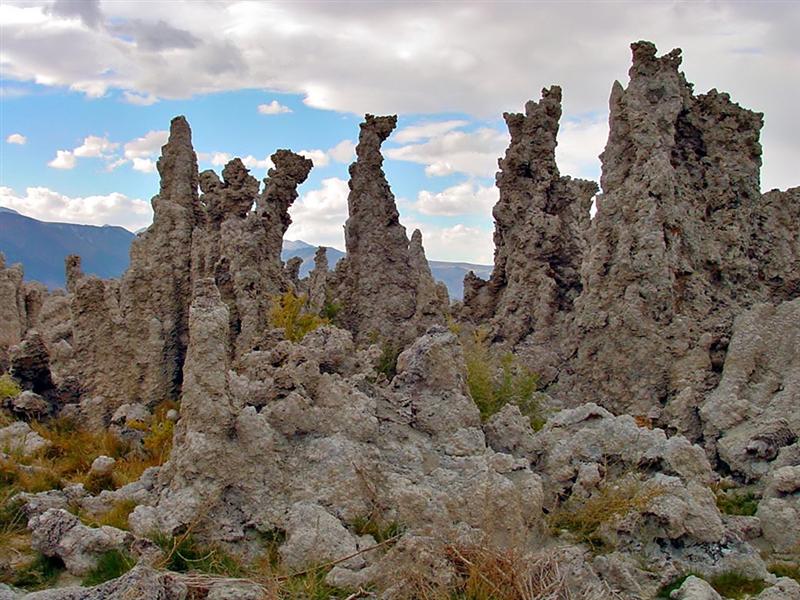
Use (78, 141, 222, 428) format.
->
(117, 115, 199, 406)
(567, 41, 797, 435)
(332, 115, 446, 346)
(132, 281, 543, 585)
(462, 86, 597, 353)
(701, 300, 800, 482)
(192, 151, 312, 357)
(0, 254, 27, 370)
(305, 246, 329, 314)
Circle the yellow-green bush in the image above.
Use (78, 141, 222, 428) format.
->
(269, 292, 328, 342)
(548, 474, 664, 552)
(463, 329, 544, 429)
(0, 373, 21, 402)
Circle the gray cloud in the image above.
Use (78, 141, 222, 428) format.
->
(110, 19, 200, 51)
(48, 0, 102, 28)
(3, 1, 798, 190)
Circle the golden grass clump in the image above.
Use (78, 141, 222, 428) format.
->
(548, 474, 664, 552)
(269, 292, 329, 343)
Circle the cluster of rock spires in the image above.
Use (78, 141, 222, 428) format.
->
(1, 41, 799, 599)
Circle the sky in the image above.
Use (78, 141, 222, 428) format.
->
(0, 1, 797, 265)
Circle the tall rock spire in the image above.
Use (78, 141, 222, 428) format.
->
(333, 115, 446, 346)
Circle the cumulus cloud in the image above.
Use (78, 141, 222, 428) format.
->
(6, 133, 26, 145)
(556, 116, 607, 181)
(131, 157, 156, 173)
(327, 139, 355, 163)
(298, 149, 329, 168)
(124, 130, 168, 159)
(0, 185, 152, 231)
(110, 19, 199, 51)
(3, 1, 797, 189)
(73, 135, 118, 158)
(414, 181, 497, 217)
(48, 150, 77, 169)
(286, 177, 349, 249)
(394, 120, 469, 143)
(257, 100, 292, 115)
(407, 222, 494, 265)
(122, 90, 158, 105)
(387, 128, 507, 178)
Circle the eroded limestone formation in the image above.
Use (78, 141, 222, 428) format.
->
(332, 115, 446, 346)
(462, 86, 597, 353)
(0, 253, 27, 370)
(567, 42, 797, 437)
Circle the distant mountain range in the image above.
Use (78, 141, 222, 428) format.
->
(0, 211, 491, 299)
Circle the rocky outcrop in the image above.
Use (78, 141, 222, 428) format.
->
(0, 254, 27, 371)
(462, 86, 597, 354)
(305, 246, 329, 314)
(701, 300, 800, 482)
(756, 465, 800, 554)
(118, 116, 199, 406)
(132, 281, 542, 585)
(332, 115, 446, 346)
(192, 151, 312, 356)
(567, 41, 792, 435)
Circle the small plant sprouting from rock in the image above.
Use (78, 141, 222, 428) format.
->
(269, 292, 329, 342)
(0, 373, 21, 408)
(81, 549, 135, 586)
(463, 328, 545, 430)
(2, 553, 65, 590)
(715, 488, 759, 516)
(350, 514, 406, 544)
(548, 474, 664, 553)
(657, 572, 768, 599)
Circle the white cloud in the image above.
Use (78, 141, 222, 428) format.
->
(122, 90, 159, 105)
(73, 135, 118, 158)
(387, 128, 508, 178)
(406, 222, 494, 265)
(0, 185, 152, 231)
(286, 177, 349, 249)
(131, 157, 156, 173)
(298, 149, 329, 168)
(241, 155, 274, 172)
(124, 130, 168, 159)
(48, 150, 77, 169)
(414, 181, 497, 217)
(327, 139, 355, 163)
(394, 120, 469, 143)
(257, 100, 292, 115)
(556, 116, 607, 181)
(6, 133, 27, 145)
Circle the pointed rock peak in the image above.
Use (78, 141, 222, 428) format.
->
(157, 115, 199, 210)
(65, 255, 83, 293)
(410, 229, 423, 247)
(221, 158, 252, 187)
(314, 246, 328, 268)
(629, 40, 683, 79)
(0, 252, 5, 269)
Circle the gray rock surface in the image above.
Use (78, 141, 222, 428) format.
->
(756, 465, 800, 553)
(332, 114, 446, 346)
(670, 576, 722, 600)
(462, 86, 597, 356)
(29, 509, 131, 576)
(701, 300, 800, 482)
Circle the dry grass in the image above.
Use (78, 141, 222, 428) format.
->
(462, 328, 545, 430)
(548, 474, 664, 552)
(269, 292, 329, 343)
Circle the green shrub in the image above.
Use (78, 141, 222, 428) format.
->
(769, 562, 800, 583)
(0, 373, 21, 402)
(716, 489, 759, 516)
(657, 572, 767, 599)
(350, 514, 405, 544)
(463, 329, 544, 429)
(81, 549, 135, 586)
(269, 292, 329, 342)
(548, 474, 664, 553)
(321, 299, 342, 322)
(377, 342, 401, 381)
(2, 553, 64, 590)
(153, 532, 244, 576)
(280, 568, 352, 600)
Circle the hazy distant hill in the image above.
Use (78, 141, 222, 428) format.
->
(0, 210, 135, 289)
(0, 211, 491, 298)
(281, 240, 492, 300)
